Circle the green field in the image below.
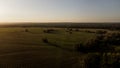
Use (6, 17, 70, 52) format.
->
(0, 27, 97, 68)
(0, 27, 119, 68)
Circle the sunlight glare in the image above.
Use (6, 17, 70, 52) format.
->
(0, 2, 9, 14)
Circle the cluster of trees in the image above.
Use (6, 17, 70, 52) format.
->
(84, 30, 95, 33)
(65, 28, 109, 35)
(75, 36, 111, 53)
(65, 28, 73, 34)
(43, 29, 56, 33)
(85, 54, 101, 68)
(67, 29, 108, 34)
(83, 30, 107, 34)
(75, 32, 120, 68)
(96, 30, 107, 34)
(75, 32, 120, 53)
(84, 54, 120, 68)
(104, 32, 120, 45)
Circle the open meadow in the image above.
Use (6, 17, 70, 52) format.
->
(0, 27, 119, 68)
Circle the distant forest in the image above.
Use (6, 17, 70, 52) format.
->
(1, 22, 120, 29)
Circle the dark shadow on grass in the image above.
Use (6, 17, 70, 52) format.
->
(44, 41, 75, 52)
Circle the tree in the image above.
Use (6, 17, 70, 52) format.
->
(104, 32, 120, 45)
(75, 43, 87, 53)
(96, 30, 107, 34)
(86, 54, 101, 68)
(42, 38, 48, 43)
(112, 58, 120, 68)
(43, 29, 56, 33)
(25, 29, 29, 32)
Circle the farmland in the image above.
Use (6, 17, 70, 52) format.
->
(0, 27, 95, 68)
(0, 24, 119, 68)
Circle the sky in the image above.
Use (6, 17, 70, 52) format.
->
(0, 0, 120, 23)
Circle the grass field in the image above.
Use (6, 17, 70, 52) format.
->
(0, 27, 119, 68)
(0, 27, 97, 68)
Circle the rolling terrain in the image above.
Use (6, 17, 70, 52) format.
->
(0, 25, 119, 68)
(0, 27, 96, 68)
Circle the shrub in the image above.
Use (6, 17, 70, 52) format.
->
(96, 30, 107, 34)
(43, 29, 57, 33)
(86, 54, 101, 68)
(25, 29, 29, 32)
(42, 38, 48, 43)
(75, 28, 79, 31)
(69, 31, 72, 34)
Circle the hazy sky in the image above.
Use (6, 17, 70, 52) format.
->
(0, 0, 120, 23)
